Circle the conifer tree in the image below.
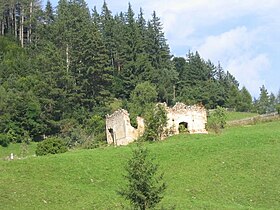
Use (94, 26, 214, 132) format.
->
(119, 145, 166, 210)
(146, 11, 177, 104)
(256, 85, 270, 114)
(100, 1, 115, 67)
(226, 85, 241, 110)
(237, 86, 252, 112)
(268, 93, 276, 113)
(44, 0, 54, 24)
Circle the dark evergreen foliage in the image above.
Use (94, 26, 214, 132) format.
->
(119, 145, 166, 209)
(1, 1, 272, 148)
(35, 137, 67, 156)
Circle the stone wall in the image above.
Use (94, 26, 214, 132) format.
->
(105, 103, 207, 146)
(164, 103, 208, 135)
(105, 109, 144, 146)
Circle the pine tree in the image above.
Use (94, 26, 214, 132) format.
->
(44, 0, 54, 24)
(119, 145, 166, 210)
(113, 3, 152, 99)
(268, 93, 276, 113)
(256, 85, 270, 114)
(100, 1, 115, 68)
(92, 6, 101, 28)
(146, 11, 177, 104)
(226, 85, 241, 110)
(276, 89, 280, 114)
(277, 89, 280, 104)
(237, 86, 252, 112)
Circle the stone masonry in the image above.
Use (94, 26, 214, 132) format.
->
(164, 102, 208, 135)
(106, 102, 207, 146)
(105, 109, 144, 146)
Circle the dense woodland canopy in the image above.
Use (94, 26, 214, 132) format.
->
(0, 0, 279, 147)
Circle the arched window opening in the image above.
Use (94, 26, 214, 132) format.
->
(179, 122, 189, 133)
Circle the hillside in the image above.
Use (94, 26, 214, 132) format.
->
(1, 120, 280, 209)
(225, 111, 259, 121)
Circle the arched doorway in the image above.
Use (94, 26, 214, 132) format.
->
(179, 122, 189, 133)
(108, 128, 115, 144)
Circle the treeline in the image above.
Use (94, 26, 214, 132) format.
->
(0, 0, 279, 147)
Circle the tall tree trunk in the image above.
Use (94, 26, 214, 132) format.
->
(173, 85, 176, 101)
(10, 8, 14, 36)
(14, 8, 17, 38)
(0, 20, 3, 35)
(28, 1, 33, 43)
(7, 8, 10, 35)
(66, 44, 69, 73)
(20, 7, 24, 47)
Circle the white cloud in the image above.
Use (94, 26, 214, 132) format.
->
(196, 26, 271, 97)
(226, 54, 270, 97)
(197, 26, 253, 61)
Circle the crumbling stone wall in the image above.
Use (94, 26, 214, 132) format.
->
(105, 109, 144, 146)
(106, 103, 207, 146)
(164, 103, 208, 135)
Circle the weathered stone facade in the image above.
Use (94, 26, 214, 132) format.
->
(164, 102, 208, 135)
(106, 103, 207, 146)
(105, 109, 144, 146)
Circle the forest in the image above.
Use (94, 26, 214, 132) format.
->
(0, 0, 279, 147)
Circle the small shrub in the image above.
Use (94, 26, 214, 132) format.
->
(36, 137, 67, 156)
(207, 106, 227, 133)
(0, 134, 10, 147)
(179, 123, 188, 133)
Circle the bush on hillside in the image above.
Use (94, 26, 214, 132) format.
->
(36, 137, 67, 156)
(0, 133, 10, 147)
(207, 106, 227, 133)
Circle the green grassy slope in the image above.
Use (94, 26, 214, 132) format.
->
(225, 111, 259, 121)
(1, 121, 280, 209)
(0, 142, 37, 159)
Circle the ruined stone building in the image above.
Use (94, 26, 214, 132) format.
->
(106, 103, 207, 146)
(105, 109, 145, 146)
(164, 103, 208, 135)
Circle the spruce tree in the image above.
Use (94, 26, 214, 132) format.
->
(146, 12, 177, 104)
(238, 86, 252, 112)
(100, 1, 116, 68)
(119, 145, 166, 210)
(44, 0, 55, 24)
(268, 93, 276, 113)
(256, 85, 270, 114)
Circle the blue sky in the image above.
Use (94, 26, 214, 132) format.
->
(44, 0, 280, 97)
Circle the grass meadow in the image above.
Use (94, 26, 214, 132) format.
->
(0, 120, 279, 209)
(225, 111, 259, 121)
